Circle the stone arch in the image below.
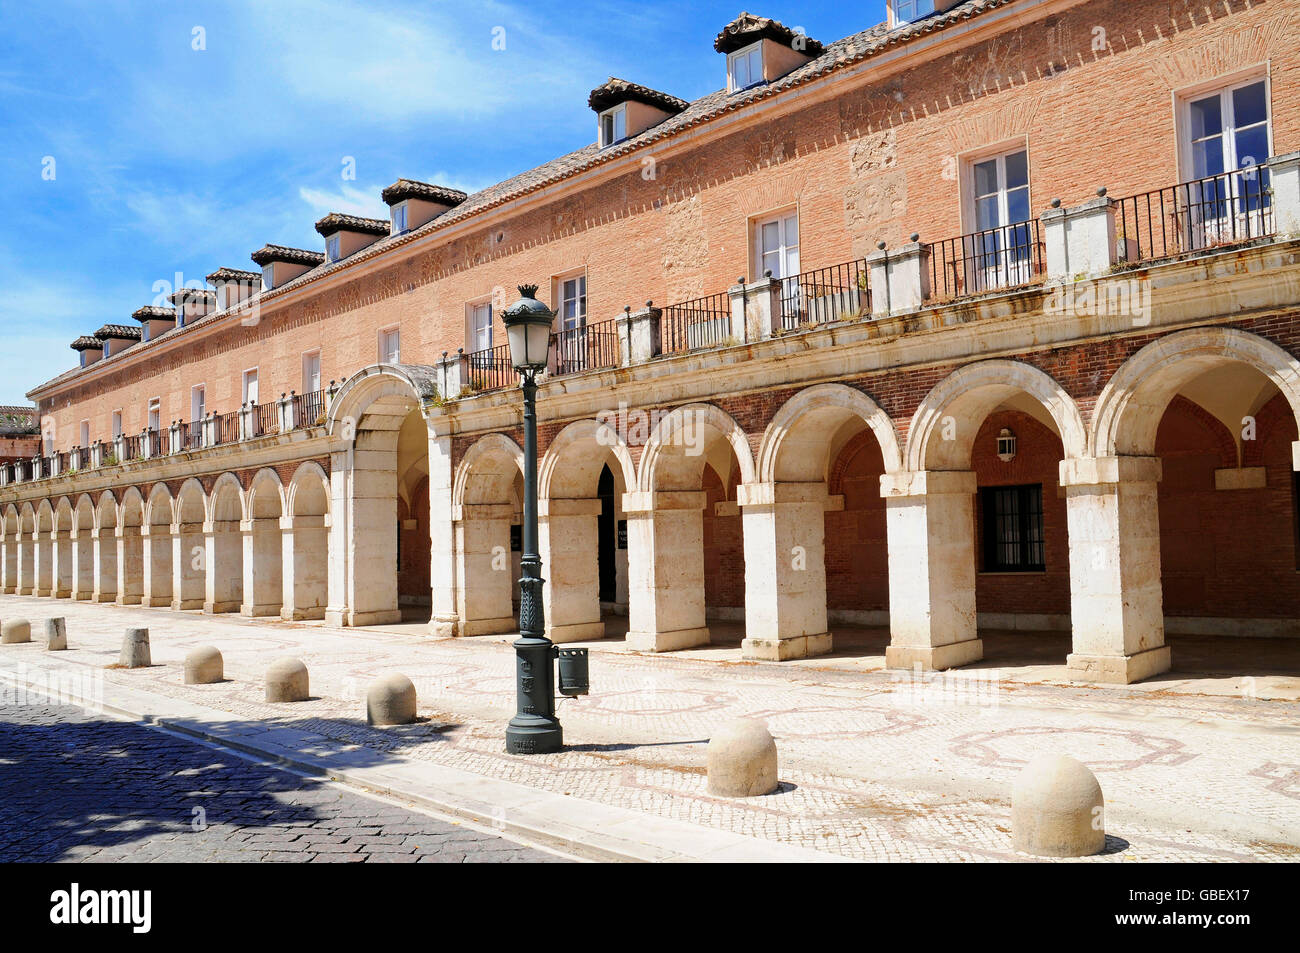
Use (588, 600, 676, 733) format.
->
(243, 468, 285, 617)
(54, 496, 74, 534)
(905, 360, 1088, 471)
(454, 432, 524, 508)
(115, 487, 146, 605)
(286, 461, 330, 518)
(539, 419, 636, 501)
(143, 483, 175, 607)
(92, 491, 118, 602)
(52, 496, 74, 598)
(636, 403, 756, 492)
(757, 383, 903, 483)
(1092, 327, 1300, 457)
(145, 483, 175, 529)
(325, 364, 436, 443)
(172, 478, 207, 610)
(33, 500, 54, 596)
(0, 504, 17, 593)
(284, 461, 331, 620)
(206, 473, 245, 613)
(452, 432, 525, 636)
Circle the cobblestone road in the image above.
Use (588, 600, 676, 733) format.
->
(0, 700, 564, 863)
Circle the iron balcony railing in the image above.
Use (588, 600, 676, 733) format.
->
(1115, 168, 1274, 266)
(462, 342, 515, 393)
(552, 319, 620, 376)
(290, 389, 326, 428)
(214, 410, 241, 445)
(928, 218, 1045, 301)
(660, 291, 732, 354)
(180, 420, 203, 451)
(777, 259, 871, 331)
(252, 400, 279, 437)
(121, 433, 144, 462)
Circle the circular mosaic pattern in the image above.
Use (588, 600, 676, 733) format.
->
(951, 725, 1198, 772)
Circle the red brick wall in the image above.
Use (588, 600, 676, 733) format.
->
(825, 431, 888, 612)
(702, 462, 745, 609)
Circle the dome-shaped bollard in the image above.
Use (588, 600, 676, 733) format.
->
(706, 718, 779, 798)
(366, 674, 418, 725)
(44, 618, 67, 651)
(1, 618, 31, 644)
(1012, 754, 1106, 857)
(265, 657, 309, 703)
(184, 646, 224, 685)
(120, 628, 151, 668)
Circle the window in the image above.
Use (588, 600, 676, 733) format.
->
(379, 327, 400, 364)
(1181, 77, 1272, 238)
(147, 399, 161, 433)
(110, 411, 122, 439)
(191, 385, 206, 422)
(892, 0, 935, 25)
(965, 147, 1034, 289)
(728, 41, 764, 92)
(391, 203, 408, 235)
(559, 275, 587, 332)
(599, 105, 627, 147)
(79, 420, 89, 448)
(981, 484, 1046, 572)
(261, 265, 274, 291)
(469, 302, 493, 353)
(303, 350, 321, 393)
(325, 235, 341, 263)
(242, 368, 259, 406)
(754, 210, 800, 280)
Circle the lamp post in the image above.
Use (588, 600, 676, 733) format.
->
(500, 284, 582, 755)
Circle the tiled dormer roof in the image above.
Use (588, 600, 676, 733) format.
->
(94, 324, 141, 341)
(588, 77, 689, 115)
(714, 11, 825, 55)
(250, 244, 326, 267)
(131, 305, 175, 322)
(314, 212, 390, 237)
(166, 288, 216, 305)
(206, 267, 261, 283)
(380, 179, 468, 207)
(70, 336, 102, 351)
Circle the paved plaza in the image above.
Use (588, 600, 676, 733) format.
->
(1, 594, 1299, 862)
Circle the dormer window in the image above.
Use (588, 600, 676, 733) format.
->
(391, 202, 408, 235)
(728, 41, 764, 92)
(326, 235, 341, 263)
(891, 0, 936, 25)
(262, 265, 275, 291)
(599, 104, 627, 147)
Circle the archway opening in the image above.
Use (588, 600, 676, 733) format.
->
(34, 502, 53, 597)
(244, 471, 284, 617)
(173, 481, 207, 610)
(286, 464, 330, 620)
(454, 434, 523, 636)
(144, 487, 174, 606)
(116, 490, 145, 606)
(2, 507, 18, 593)
(54, 498, 74, 598)
(207, 477, 244, 613)
(71, 497, 95, 599)
(94, 495, 118, 603)
(396, 409, 431, 622)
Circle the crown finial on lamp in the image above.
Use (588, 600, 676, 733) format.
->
(518, 283, 539, 298)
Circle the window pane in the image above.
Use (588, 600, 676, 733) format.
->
(974, 158, 999, 198)
(614, 108, 626, 141)
(1006, 185, 1030, 225)
(975, 194, 1000, 231)
(1191, 138, 1224, 179)
(1189, 94, 1222, 140)
(1234, 125, 1268, 171)
(761, 221, 779, 255)
(1004, 150, 1028, 189)
(1232, 81, 1267, 129)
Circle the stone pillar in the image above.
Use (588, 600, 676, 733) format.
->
(1060, 456, 1171, 684)
(201, 413, 218, 448)
(53, 530, 73, 598)
(738, 482, 832, 660)
(879, 470, 984, 670)
(0, 536, 13, 592)
(171, 521, 206, 610)
(539, 497, 605, 643)
(280, 516, 327, 620)
(70, 532, 94, 600)
(729, 276, 781, 341)
(16, 530, 34, 595)
(93, 527, 117, 603)
(116, 525, 144, 605)
(204, 520, 242, 614)
(866, 240, 931, 316)
(33, 528, 53, 597)
(454, 503, 516, 635)
(1271, 152, 1300, 238)
(617, 304, 662, 365)
(142, 525, 173, 607)
(623, 490, 710, 652)
(90, 442, 104, 468)
(169, 422, 183, 454)
(241, 517, 283, 616)
(1041, 194, 1117, 280)
(435, 352, 466, 402)
(427, 431, 459, 637)
(324, 437, 401, 627)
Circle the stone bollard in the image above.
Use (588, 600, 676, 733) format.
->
(120, 628, 151, 668)
(265, 657, 309, 703)
(706, 718, 779, 797)
(184, 646, 224, 685)
(366, 673, 418, 726)
(44, 618, 67, 651)
(1011, 754, 1106, 857)
(0, 618, 31, 644)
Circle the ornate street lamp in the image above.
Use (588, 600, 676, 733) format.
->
(500, 284, 588, 755)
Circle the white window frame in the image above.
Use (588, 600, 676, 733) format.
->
(111, 410, 123, 438)
(79, 419, 90, 448)
(599, 104, 627, 147)
(391, 202, 408, 235)
(302, 349, 322, 393)
(467, 300, 494, 354)
(751, 208, 800, 281)
(147, 398, 161, 433)
(261, 264, 274, 291)
(960, 142, 1034, 292)
(891, 0, 935, 26)
(728, 41, 764, 92)
(556, 271, 587, 333)
(378, 326, 401, 364)
(191, 384, 206, 423)
(242, 367, 260, 406)
(325, 235, 341, 263)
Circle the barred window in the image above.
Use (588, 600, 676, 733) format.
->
(981, 484, 1045, 572)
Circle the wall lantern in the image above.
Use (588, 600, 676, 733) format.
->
(997, 428, 1017, 462)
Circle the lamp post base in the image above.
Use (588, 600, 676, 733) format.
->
(505, 719, 563, 755)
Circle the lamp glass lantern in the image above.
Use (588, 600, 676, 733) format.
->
(501, 284, 554, 373)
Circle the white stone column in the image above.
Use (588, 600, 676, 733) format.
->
(171, 521, 206, 610)
(729, 276, 781, 341)
(617, 305, 661, 365)
(16, 531, 34, 595)
(624, 490, 711, 652)
(738, 481, 832, 660)
(454, 503, 516, 635)
(866, 240, 931, 316)
(0, 536, 15, 593)
(142, 525, 173, 607)
(204, 521, 242, 614)
(427, 431, 459, 637)
(115, 525, 144, 606)
(93, 527, 117, 603)
(70, 532, 94, 600)
(33, 528, 53, 597)
(1270, 151, 1300, 238)
(325, 450, 349, 626)
(1060, 456, 1171, 684)
(880, 470, 984, 670)
(1041, 194, 1117, 280)
(281, 517, 327, 620)
(539, 497, 605, 643)
(53, 531, 73, 598)
(241, 517, 283, 616)
(325, 436, 401, 627)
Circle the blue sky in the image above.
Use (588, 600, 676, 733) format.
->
(0, 0, 889, 404)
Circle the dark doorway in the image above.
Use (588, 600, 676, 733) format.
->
(598, 464, 616, 602)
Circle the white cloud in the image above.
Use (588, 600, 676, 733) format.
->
(297, 184, 388, 219)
